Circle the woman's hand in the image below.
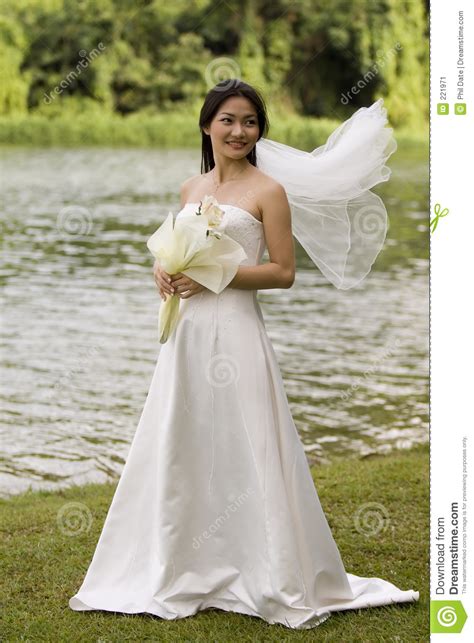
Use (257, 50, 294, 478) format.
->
(170, 272, 207, 299)
(153, 261, 206, 300)
(153, 260, 175, 301)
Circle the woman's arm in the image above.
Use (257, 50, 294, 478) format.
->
(228, 182, 295, 290)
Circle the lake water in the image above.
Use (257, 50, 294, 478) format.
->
(0, 144, 429, 497)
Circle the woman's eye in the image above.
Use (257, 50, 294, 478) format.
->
(222, 119, 256, 124)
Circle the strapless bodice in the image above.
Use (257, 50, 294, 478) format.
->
(176, 203, 266, 267)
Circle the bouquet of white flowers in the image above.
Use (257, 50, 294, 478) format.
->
(146, 195, 247, 344)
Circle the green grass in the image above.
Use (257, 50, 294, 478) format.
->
(0, 441, 429, 642)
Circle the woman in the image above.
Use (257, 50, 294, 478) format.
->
(156, 85, 295, 301)
(69, 80, 419, 630)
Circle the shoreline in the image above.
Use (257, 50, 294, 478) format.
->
(0, 440, 429, 502)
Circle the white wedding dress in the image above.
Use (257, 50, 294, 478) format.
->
(68, 201, 419, 629)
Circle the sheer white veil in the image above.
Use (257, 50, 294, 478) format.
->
(255, 99, 397, 289)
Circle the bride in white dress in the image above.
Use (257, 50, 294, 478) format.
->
(69, 80, 419, 630)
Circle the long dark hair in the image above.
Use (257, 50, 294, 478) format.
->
(198, 79, 270, 174)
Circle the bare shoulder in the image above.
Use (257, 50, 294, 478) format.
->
(254, 170, 290, 223)
(180, 174, 202, 207)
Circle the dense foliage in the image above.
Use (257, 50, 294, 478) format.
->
(1, 0, 428, 127)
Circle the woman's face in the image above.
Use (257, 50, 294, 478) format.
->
(204, 96, 260, 159)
